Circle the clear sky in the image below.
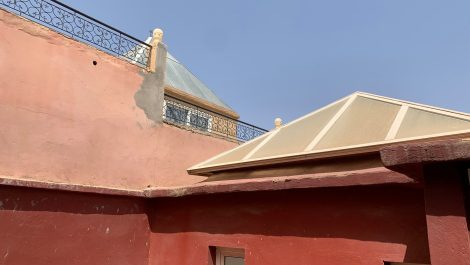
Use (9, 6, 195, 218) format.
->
(62, 0, 470, 129)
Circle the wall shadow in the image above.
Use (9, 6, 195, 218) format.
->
(148, 185, 432, 263)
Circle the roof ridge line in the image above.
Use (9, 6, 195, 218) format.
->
(242, 128, 282, 160)
(187, 131, 274, 170)
(304, 94, 358, 151)
(356, 91, 470, 118)
(277, 93, 355, 129)
(165, 51, 234, 110)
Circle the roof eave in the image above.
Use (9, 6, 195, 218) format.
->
(165, 85, 240, 119)
(188, 131, 470, 176)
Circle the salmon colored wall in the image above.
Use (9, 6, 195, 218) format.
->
(151, 124, 237, 187)
(0, 186, 150, 265)
(0, 10, 236, 189)
(148, 186, 430, 265)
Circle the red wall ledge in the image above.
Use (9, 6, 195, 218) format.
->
(0, 167, 417, 198)
(0, 176, 145, 197)
(380, 138, 470, 167)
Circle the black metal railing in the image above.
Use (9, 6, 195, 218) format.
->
(163, 95, 268, 142)
(0, 0, 151, 68)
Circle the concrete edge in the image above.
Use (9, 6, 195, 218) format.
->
(380, 139, 470, 167)
(145, 167, 417, 197)
(0, 176, 146, 197)
(0, 167, 417, 198)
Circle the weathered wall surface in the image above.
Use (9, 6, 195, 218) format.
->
(148, 186, 430, 265)
(151, 124, 238, 187)
(423, 164, 470, 265)
(0, 9, 236, 189)
(0, 186, 150, 265)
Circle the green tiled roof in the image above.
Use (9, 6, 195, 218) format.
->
(165, 52, 233, 111)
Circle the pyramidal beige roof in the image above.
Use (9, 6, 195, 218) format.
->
(189, 92, 470, 175)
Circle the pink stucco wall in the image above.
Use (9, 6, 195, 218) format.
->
(0, 9, 236, 189)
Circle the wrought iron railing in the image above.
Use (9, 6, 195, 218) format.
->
(163, 95, 268, 142)
(0, 0, 151, 68)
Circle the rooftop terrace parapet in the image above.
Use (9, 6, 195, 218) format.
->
(0, 0, 151, 68)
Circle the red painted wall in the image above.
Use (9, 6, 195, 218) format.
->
(423, 165, 470, 265)
(0, 186, 150, 265)
(0, 184, 433, 265)
(148, 186, 430, 265)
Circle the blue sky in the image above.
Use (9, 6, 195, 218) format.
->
(63, 0, 470, 129)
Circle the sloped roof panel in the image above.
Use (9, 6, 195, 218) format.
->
(250, 97, 348, 159)
(142, 37, 234, 112)
(189, 92, 470, 175)
(313, 96, 400, 150)
(195, 132, 271, 167)
(165, 53, 233, 111)
(395, 107, 470, 139)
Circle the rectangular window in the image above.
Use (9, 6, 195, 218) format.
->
(215, 247, 244, 265)
(165, 103, 188, 125)
(190, 113, 210, 131)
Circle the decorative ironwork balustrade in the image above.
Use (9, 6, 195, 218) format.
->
(163, 95, 268, 142)
(0, 0, 151, 68)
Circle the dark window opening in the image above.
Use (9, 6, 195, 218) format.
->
(209, 246, 244, 265)
(190, 114, 209, 131)
(165, 104, 188, 125)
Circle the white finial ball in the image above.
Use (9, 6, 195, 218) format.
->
(274, 118, 282, 128)
(152, 28, 163, 40)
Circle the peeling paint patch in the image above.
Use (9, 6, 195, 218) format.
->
(105, 227, 110, 234)
(3, 248, 9, 260)
(170, 188, 188, 197)
(134, 43, 166, 123)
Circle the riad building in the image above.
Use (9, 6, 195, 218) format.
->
(0, 1, 469, 265)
